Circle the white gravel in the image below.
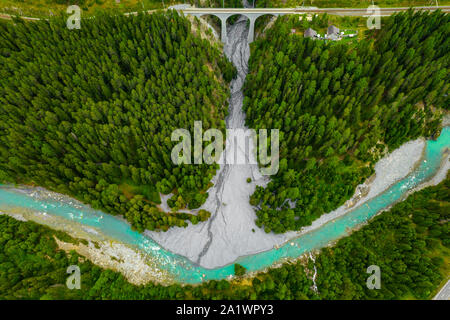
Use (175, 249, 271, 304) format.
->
(145, 9, 431, 269)
(294, 138, 426, 237)
(0, 207, 172, 285)
(147, 14, 290, 269)
(55, 238, 170, 286)
(147, 137, 427, 268)
(1, 9, 445, 271)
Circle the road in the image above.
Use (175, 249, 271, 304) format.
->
(433, 279, 450, 300)
(181, 6, 450, 16)
(1, 6, 449, 21)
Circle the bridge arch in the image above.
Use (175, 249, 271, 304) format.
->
(192, 14, 223, 41)
(188, 13, 232, 43)
(225, 13, 246, 24)
(248, 13, 279, 43)
(225, 14, 249, 42)
(183, 11, 286, 43)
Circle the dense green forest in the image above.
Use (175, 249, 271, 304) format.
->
(315, 177, 450, 299)
(245, 10, 448, 233)
(0, 11, 236, 232)
(1, 176, 448, 299)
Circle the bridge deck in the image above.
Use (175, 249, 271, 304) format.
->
(181, 6, 450, 15)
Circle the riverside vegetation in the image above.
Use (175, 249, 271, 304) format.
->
(245, 10, 448, 233)
(0, 175, 448, 299)
(0, 11, 236, 232)
(0, 5, 448, 300)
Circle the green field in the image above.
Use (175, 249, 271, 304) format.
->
(256, 0, 449, 8)
(0, 0, 169, 18)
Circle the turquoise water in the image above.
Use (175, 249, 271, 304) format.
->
(0, 127, 449, 284)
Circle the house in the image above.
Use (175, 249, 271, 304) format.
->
(325, 25, 341, 40)
(327, 33, 341, 41)
(327, 25, 340, 36)
(304, 28, 317, 38)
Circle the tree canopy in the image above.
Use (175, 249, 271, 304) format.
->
(1, 175, 448, 300)
(0, 11, 235, 232)
(245, 10, 448, 233)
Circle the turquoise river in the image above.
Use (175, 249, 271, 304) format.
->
(0, 127, 449, 284)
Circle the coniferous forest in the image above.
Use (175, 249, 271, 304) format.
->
(1, 175, 448, 300)
(245, 10, 448, 233)
(0, 11, 236, 232)
(0, 6, 448, 302)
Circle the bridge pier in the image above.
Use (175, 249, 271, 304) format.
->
(247, 16, 256, 43)
(246, 13, 283, 43)
(220, 17, 228, 43)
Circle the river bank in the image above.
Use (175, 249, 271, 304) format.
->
(144, 3, 432, 268)
(293, 138, 427, 239)
(148, 136, 429, 269)
(0, 6, 441, 271)
(0, 127, 448, 284)
(0, 206, 173, 285)
(0, 4, 448, 287)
